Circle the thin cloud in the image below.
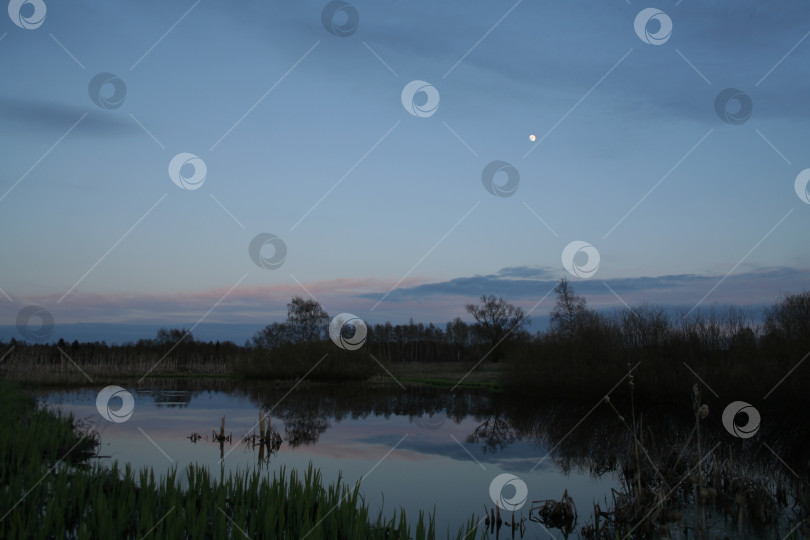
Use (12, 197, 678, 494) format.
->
(361, 266, 810, 306)
(0, 98, 138, 136)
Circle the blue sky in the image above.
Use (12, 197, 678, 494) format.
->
(1, 0, 809, 341)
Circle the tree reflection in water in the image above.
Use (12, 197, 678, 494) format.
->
(281, 410, 330, 448)
(467, 414, 517, 453)
(170, 378, 809, 538)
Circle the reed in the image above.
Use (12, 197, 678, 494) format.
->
(573, 378, 800, 539)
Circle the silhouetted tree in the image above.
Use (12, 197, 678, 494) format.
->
(465, 295, 529, 359)
(251, 297, 329, 349)
(619, 303, 669, 350)
(549, 278, 588, 338)
(286, 296, 329, 343)
(445, 317, 471, 361)
(765, 291, 810, 344)
(156, 328, 194, 346)
(252, 322, 290, 349)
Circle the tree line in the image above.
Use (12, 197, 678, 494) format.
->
(1, 280, 808, 401)
(249, 294, 531, 363)
(2, 280, 807, 365)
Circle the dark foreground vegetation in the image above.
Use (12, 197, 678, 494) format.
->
(504, 380, 810, 539)
(506, 281, 810, 405)
(1, 283, 808, 404)
(0, 380, 479, 539)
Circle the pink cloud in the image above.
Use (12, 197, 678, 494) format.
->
(0, 275, 459, 325)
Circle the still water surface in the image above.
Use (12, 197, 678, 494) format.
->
(39, 381, 618, 537)
(36, 380, 803, 538)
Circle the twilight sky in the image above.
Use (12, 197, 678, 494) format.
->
(1, 0, 808, 341)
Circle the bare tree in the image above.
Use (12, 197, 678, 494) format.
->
(251, 322, 290, 349)
(155, 327, 194, 346)
(618, 303, 669, 350)
(446, 317, 470, 361)
(465, 295, 529, 358)
(549, 278, 588, 338)
(765, 291, 810, 344)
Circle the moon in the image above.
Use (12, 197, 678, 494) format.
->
(529, 134, 536, 142)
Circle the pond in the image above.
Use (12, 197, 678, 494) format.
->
(37, 380, 806, 538)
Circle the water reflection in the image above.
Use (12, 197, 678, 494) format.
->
(282, 409, 330, 447)
(243, 410, 283, 467)
(468, 414, 519, 453)
(530, 490, 577, 538)
(115, 378, 810, 482)
(136, 387, 193, 408)
(39, 379, 810, 538)
(234, 381, 810, 538)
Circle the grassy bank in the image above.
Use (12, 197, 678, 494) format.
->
(390, 362, 505, 390)
(0, 340, 502, 391)
(0, 380, 480, 539)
